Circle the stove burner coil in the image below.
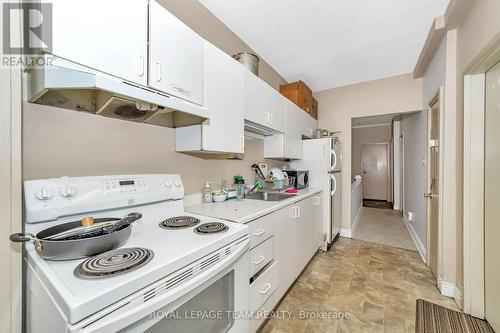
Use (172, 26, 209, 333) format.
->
(194, 222, 229, 235)
(75, 247, 153, 279)
(159, 216, 201, 229)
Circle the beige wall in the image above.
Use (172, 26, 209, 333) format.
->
(22, 0, 286, 194)
(454, 0, 500, 302)
(315, 73, 423, 230)
(419, 0, 500, 303)
(351, 124, 392, 178)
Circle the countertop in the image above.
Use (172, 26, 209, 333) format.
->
(185, 188, 322, 224)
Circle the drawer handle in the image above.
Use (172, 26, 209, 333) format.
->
(259, 283, 272, 295)
(253, 256, 265, 265)
(253, 229, 266, 236)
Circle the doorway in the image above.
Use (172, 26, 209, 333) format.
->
(361, 143, 390, 202)
(426, 94, 441, 279)
(484, 60, 500, 332)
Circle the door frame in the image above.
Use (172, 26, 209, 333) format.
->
(360, 142, 391, 201)
(426, 88, 445, 279)
(0, 0, 23, 331)
(463, 34, 500, 318)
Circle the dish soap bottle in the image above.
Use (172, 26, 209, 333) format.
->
(202, 182, 213, 203)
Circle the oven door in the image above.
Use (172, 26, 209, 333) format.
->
(75, 239, 250, 333)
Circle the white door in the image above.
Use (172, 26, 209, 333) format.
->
(50, 0, 148, 85)
(201, 41, 244, 153)
(295, 199, 314, 272)
(300, 111, 317, 139)
(426, 97, 441, 279)
(484, 60, 500, 332)
(361, 143, 389, 201)
(149, 0, 203, 105)
(284, 101, 303, 158)
(244, 71, 285, 133)
(274, 206, 297, 299)
(330, 171, 342, 242)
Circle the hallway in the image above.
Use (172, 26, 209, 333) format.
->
(353, 207, 417, 251)
(261, 238, 457, 333)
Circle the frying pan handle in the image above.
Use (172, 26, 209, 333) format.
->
(10, 233, 35, 243)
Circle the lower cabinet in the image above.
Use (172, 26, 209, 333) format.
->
(248, 193, 322, 332)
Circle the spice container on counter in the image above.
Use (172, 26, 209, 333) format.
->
(202, 182, 213, 203)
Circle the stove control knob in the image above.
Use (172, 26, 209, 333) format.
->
(174, 178, 182, 187)
(164, 180, 172, 188)
(59, 185, 77, 198)
(35, 188, 54, 201)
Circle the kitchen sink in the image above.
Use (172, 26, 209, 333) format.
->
(245, 192, 295, 202)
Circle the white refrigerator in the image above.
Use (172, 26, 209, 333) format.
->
(296, 137, 342, 249)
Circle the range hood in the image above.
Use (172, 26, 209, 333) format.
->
(26, 56, 209, 128)
(244, 120, 281, 140)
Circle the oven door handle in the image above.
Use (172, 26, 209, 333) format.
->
(81, 238, 250, 333)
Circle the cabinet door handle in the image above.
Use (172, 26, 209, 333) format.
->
(155, 61, 161, 82)
(138, 55, 144, 77)
(259, 283, 272, 294)
(253, 256, 265, 265)
(253, 229, 266, 236)
(297, 206, 301, 218)
(269, 113, 274, 124)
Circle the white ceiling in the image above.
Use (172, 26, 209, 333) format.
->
(352, 114, 395, 128)
(199, 0, 450, 91)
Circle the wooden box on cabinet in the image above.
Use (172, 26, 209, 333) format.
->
(279, 80, 313, 113)
(311, 98, 318, 119)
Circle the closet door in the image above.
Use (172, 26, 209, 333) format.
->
(484, 60, 500, 332)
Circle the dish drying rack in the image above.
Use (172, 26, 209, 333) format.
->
(257, 175, 295, 191)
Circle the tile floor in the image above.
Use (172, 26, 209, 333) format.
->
(353, 207, 417, 251)
(260, 238, 457, 333)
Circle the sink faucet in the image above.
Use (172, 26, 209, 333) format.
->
(246, 180, 262, 197)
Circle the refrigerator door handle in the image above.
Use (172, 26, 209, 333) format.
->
(330, 174, 337, 196)
(331, 149, 337, 171)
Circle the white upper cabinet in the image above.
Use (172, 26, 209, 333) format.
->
(149, 0, 203, 105)
(50, 0, 148, 85)
(263, 100, 304, 159)
(175, 41, 244, 154)
(244, 72, 285, 133)
(301, 110, 318, 139)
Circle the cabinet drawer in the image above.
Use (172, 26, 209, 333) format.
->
(249, 237, 274, 277)
(250, 261, 279, 312)
(248, 214, 274, 248)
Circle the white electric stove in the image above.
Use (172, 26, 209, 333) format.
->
(23, 174, 250, 333)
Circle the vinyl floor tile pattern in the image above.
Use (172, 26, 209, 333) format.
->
(353, 207, 417, 251)
(260, 238, 457, 333)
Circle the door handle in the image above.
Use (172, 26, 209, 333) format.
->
(138, 55, 144, 77)
(424, 193, 434, 198)
(253, 256, 265, 265)
(259, 283, 272, 294)
(330, 174, 337, 196)
(155, 61, 161, 82)
(253, 229, 266, 237)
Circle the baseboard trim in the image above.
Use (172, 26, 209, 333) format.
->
(351, 206, 363, 237)
(340, 228, 352, 238)
(438, 277, 461, 302)
(454, 285, 463, 309)
(403, 214, 426, 263)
